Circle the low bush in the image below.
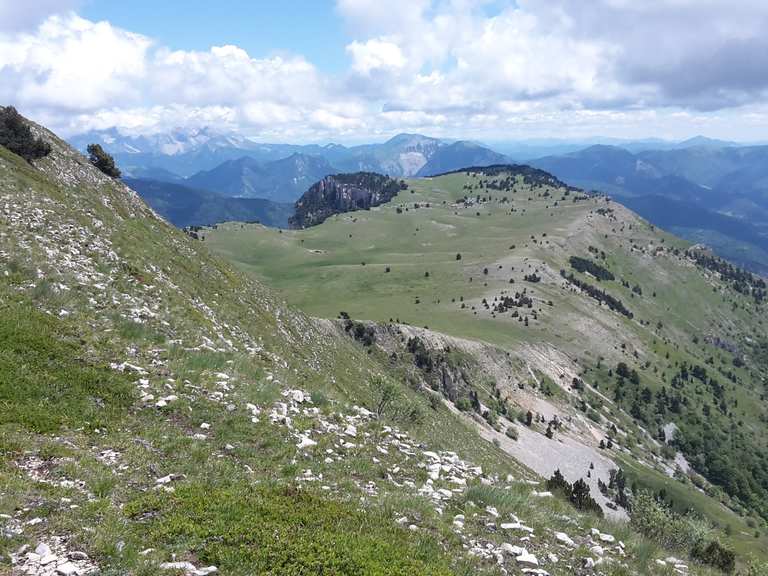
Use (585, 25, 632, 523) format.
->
(369, 376, 424, 426)
(691, 540, 735, 574)
(630, 491, 736, 572)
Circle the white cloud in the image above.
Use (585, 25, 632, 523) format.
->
(0, 15, 150, 111)
(0, 13, 367, 139)
(347, 39, 407, 74)
(2, 1, 768, 142)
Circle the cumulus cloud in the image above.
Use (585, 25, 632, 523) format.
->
(2, 1, 768, 141)
(521, 0, 768, 109)
(0, 15, 150, 111)
(0, 13, 364, 138)
(347, 39, 407, 74)
(338, 0, 768, 113)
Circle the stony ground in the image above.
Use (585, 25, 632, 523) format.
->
(0, 118, 755, 574)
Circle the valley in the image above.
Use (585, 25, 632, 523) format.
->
(204, 166, 768, 562)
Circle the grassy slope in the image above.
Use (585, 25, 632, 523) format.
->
(0, 124, 715, 575)
(0, 141, 518, 574)
(204, 170, 768, 560)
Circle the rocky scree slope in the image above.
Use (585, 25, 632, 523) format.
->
(0, 113, 717, 575)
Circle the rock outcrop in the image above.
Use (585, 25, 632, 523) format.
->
(289, 172, 406, 228)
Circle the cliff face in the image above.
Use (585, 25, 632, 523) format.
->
(289, 171, 407, 228)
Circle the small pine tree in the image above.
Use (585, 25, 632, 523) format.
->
(87, 143, 121, 178)
(0, 107, 51, 163)
(571, 478, 603, 517)
(546, 469, 572, 498)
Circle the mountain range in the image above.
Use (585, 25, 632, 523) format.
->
(70, 128, 768, 275)
(123, 178, 293, 228)
(71, 129, 509, 181)
(185, 153, 337, 203)
(532, 144, 768, 274)
(5, 108, 768, 574)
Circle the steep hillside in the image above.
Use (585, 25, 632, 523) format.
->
(6, 112, 746, 575)
(124, 177, 293, 228)
(205, 166, 768, 565)
(290, 172, 407, 228)
(0, 115, 523, 575)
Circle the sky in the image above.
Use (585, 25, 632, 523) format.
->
(1, 0, 768, 143)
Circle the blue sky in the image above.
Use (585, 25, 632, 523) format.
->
(1, 0, 768, 142)
(81, 1, 350, 72)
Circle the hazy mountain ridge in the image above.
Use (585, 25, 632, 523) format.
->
(532, 144, 768, 274)
(70, 129, 509, 182)
(69, 128, 768, 274)
(124, 177, 293, 228)
(186, 153, 337, 202)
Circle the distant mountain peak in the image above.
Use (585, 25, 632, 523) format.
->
(385, 132, 438, 144)
(678, 135, 736, 148)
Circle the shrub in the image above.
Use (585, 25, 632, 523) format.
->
(455, 397, 472, 412)
(630, 491, 713, 555)
(87, 143, 121, 177)
(569, 256, 614, 281)
(692, 540, 735, 574)
(546, 470, 603, 517)
(546, 469, 572, 498)
(525, 410, 533, 426)
(505, 426, 518, 440)
(745, 559, 768, 576)
(0, 106, 51, 162)
(571, 478, 603, 517)
(406, 336, 433, 371)
(343, 317, 375, 346)
(371, 376, 399, 418)
(369, 376, 424, 426)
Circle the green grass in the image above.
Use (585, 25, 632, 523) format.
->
(0, 294, 134, 433)
(203, 168, 768, 563)
(126, 482, 456, 576)
(4, 132, 768, 575)
(618, 454, 768, 561)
